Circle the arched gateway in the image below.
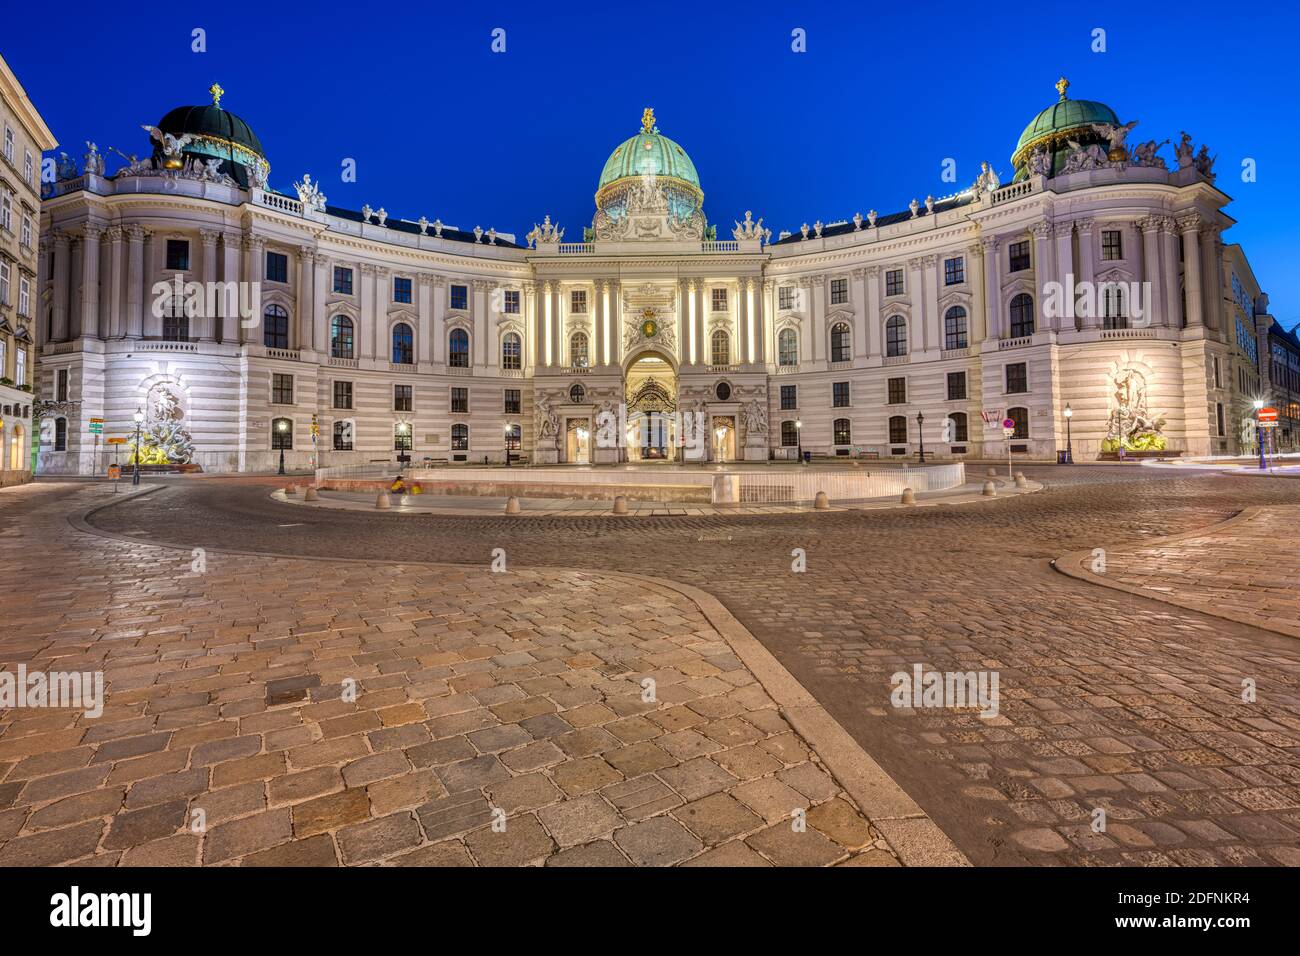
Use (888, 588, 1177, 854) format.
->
(624, 352, 677, 460)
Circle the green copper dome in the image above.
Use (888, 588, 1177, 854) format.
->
(1012, 78, 1118, 163)
(597, 109, 701, 200)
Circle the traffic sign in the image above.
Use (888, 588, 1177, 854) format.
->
(1258, 407, 1278, 424)
(106, 437, 127, 445)
(88, 417, 104, 435)
(1002, 427, 1015, 438)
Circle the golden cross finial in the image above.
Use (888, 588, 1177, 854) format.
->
(1055, 76, 1069, 101)
(209, 83, 225, 107)
(641, 107, 656, 134)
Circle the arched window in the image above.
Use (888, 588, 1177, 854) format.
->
(54, 417, 67, 452)
(271, 417, 293, 450)
(502, 332, 521, 370)
(944, 306, 968, 351)
(947, 412, 969, 443)
(449, 328, 470, 368)
(830, 323, 851, 363)
(1009, 294, 1035, 338)
(1102, 285, 1128, 330)
(570, 331, 589, 368)
(263, 304, 289, 349)
(711, 329, 730, 366)
(888, 415, 908, 445)
(833, 418, 852, 445)
(330, 315, 354, 359)
(569, 383, 586, 404)
(780, 420, 799, 447)
(451, 423, 469, 450)
(391, 322, 414, 364)
(885, 316, 908, 357)
(778, 329, 798, 367)
(1007, 406, 1029, 439)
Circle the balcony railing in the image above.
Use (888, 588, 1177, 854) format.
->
(266, 348, 301, 361)
(328, 356, 359, 368)
(997, 336, 1033, 350)
(702, 241, 739, 253)
(1100, 328, 1159, 339)
(556, 243, 594, 255)
(882, 354, 910, 366)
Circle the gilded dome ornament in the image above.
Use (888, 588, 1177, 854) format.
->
(209, 83, 225, 108)
(641, 107, 656, 133)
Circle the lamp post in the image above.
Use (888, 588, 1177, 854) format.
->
(1253, 399, 1266, 470)
(916, 411, 926, 464)
(1063, 403, 1074, 464)
(504, 423, 512, 467)
(131, 407, 144, 485)
(276, 418, 288, 475)
(395, 421, 411, 471)
(795, 419, 803, 463)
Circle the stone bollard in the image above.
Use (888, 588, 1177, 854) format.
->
(505, 496, 521, 515)
(814, 491, 830, 510)
(375, 491, 391, 510)
(982, 481, 997, 497)
(284, 485, 297, 496)
(901, 487, 916, 505)
(986, 468, 997, 478)
(304, 486, 319, 501)
(1015, 473, 1028, 489)
(612, 495, 629, 515)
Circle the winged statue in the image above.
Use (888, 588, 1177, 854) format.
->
(141, 125, 194, 161)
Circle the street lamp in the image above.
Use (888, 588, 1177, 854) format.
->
(795, 419, 803, 463)
(276, 418, 288, 475)
(1253, 399, 1266, 470)
(916, 411, 926, 464)
(1063, 403, 1074, 464)
(504, 423, 513, 467)
(132, 407, 144, 485)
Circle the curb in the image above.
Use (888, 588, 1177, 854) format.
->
(71, 483, 969, 867)
(1052, 506, 1300, 641)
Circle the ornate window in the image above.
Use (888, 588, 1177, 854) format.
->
(948, 412, 969, 443)
(1007, 406, 1029, 439)
(449, 328, 470, 367)
(885, 316, 908, 357)
(264, 304, 289, 349)
(502, 332, 521, 370)
(944, 306, 968, 351)
(711, 329, 730, 366)
(330, 316, 354, 359)
(570, 331, 589, 368)
(888, 415, 908, 445)
(271, 417, 293, 450)
(333, 420, 353, 451)
(569, 383, 586, 404)
(1102, 285, 1128, 329)
(54, 417, 67, 451)
(1009, 293, 1035, 338)
(833, 418, 852, 445)
(715, 382, 732, 401)
(830, 323, 851, 362)
(778, 328, 798, 366)
(392, 322, 414, 364)
(451, 423, 469, 450)
(781, 421, 798, 446)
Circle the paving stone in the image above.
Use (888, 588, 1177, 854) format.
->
(613, 816, 703, 866)
(0, 819, 104, 866)
(292, 788, 371, 838)
(392, 841, 476, 867)
(805, 797, 876, 849)
(203, 809, 293, 864)
(487, 773, 562, 814)
(746, 822, 845, 866)
(674, 792, 763, 844)
(537, 794, 624, 847)
(464, 813, 555, 866)
(417, 791, 495, 841)
(731, 777, 808, 825)
(658, 757, 737, 802)
(104, 799, 188, 850)
(545, 839, 632, 867)
(683, 840, 772, 867)
(242, 833, 339, 866)
(337, 812, 423, 864)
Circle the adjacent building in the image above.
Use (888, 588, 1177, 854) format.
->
(35, 78, 1277, 473)
(0, 53, 56, 485)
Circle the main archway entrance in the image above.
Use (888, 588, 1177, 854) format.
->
(624, 353, 677, 461)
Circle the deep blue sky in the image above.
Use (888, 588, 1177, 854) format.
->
(6, 1, 1298, 323)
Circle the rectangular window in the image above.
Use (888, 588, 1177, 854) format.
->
(333, 266, 353, 294)
(711, 288, 728, 312)
(947, 371, 967, 401)
(1008, 241, 1030, 272)
(54, 416, 66, 451)
(504, 290, 520, 314)
(271, 373, 294, 405)
(451, 425, 469, 451)
(1212, 356, 1221, 389)
(394, 384, 412, 412)
(450, 284, 468, 311)
(830, 278, 848, 305)
(394, 426, 412, 452)
(166, 239, 190, 271)
(570, 290, 587, 313)
(2, 125, 12, 163)
(265, 251, 288, 283)
(778, 286, 795, 310)
(781, 421, 798, 447)
(887, 377, 907, 405)
(1006, 362, 1028, 394)
(832, 382, 850, 408)
(24, 150, 33, 185)
(1101, 230, 1123, 261)
(1216, 402, 1225, 437)
(56, 368, 69, 402)
(889, 416, 908, 445)
(504, 388, 521, 415)
(333, 420, 353, 451)
(20, 215, 31, 248)
(1, 192, 10, 233)
(15, 348, 26, 387)
(780, 384, 797, 410)
(333, 381, 353, 409)
(18, 277, 29, 316)
(450, 387, 469, 414)
(885, 269, 904, 297)
(393, 276, 413, 303)
(0, 260, 8, 305)
(944, 256, 965, 286)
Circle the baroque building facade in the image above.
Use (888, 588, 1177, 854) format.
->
(35, 80, 1283, 474)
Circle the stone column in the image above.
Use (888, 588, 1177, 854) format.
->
(521, 281, 534, 369)
(198, 230, 220, 341)
(432, 275, 447, 365)
(312, 255, 328, 354)
(1201, 224, 1223, 332)
(539, 280, 552, 367)
(1029, 223, 1053, 332)
(966, 244, 986, 343)
(609, 279, 622, 368)
(50, 230, 70, 342)
(474, 279, 491, 367)
(105, 226, 123, 339)
(1178, 214, 1203, 328)
(981, 236, 1000, 341)
(359, 264, 377, 359)
(1051, 223, 1074, 331)
(417, 274, 434, 364)
(125, 225, 147, 339)
(79, 226, 101, 342)
(296, 246, 315, 351)
(243, 235, 265, 345)
(592, 279, 605, 367)
(758, 279, 772, 365)
(221, 232, 241, 343)
(1076, 218, 1098, 329)
(374, 267, 390, 361)
(552, 284, 564, 367)
(1139, 216, 1163, 329)
(922, 254, 940, 350)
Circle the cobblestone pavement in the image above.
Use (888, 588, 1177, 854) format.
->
(85, 465, 1300, 865)
(1060, 506, 1300, 640)
(0, 483, 897, 867)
